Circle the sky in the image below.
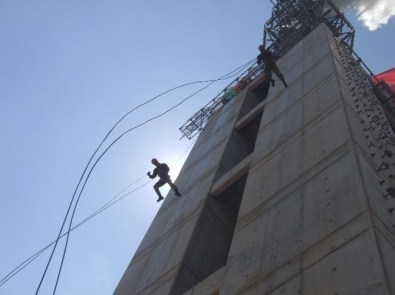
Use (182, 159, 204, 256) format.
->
(1, 1, 394, 295)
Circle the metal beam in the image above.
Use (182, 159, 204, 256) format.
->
(180, 0, 355, 140)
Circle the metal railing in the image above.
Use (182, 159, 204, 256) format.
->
(179, 0, 356, 140)
(179, 62, 265, 139)
(264, 0, 354, 58)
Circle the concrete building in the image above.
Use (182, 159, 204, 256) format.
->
(114, 5, 395, 295)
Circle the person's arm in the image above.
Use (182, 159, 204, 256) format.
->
(147, 168, 157, 179)
(257, 54, 262, 64)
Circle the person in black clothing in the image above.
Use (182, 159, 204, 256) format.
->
(257, 45, 288, 88)
(147, 158, 181, 202)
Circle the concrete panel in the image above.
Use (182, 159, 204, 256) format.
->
(283, 76, 305, 109)
(207, 110, 238, 143)
(343, 105, 374, 157)
(258, 92, 288, 131)
(303, 24, 331, 71)
(303, 230, 388, 295)
(259, 80, 303, 132)
(181, 137, 223, 174)
(278, 36, 304, 71)
(303, 74, 341, 124)
(134, 204, 190, 254)
(335, 72, 356, 104)
(272, 36, 304, 89)
(163, 173, 216, 231)
(216, 92, 244, 124)
(358, 154, 395, 236)
(278, 56, 303, 93)
(136, 173, 216, 255)
(256, 101, 303, 159)
(184, 107, 236, 172)
(177, 142, 225, 190)
(216, 220, 261, 294)
(136, 220, 197, 292)
(259, 72, 340, 140)
(303, 105, 350, 172)
(239, 273, 302, 295)
(137, 241, 171, 290)
(240, 135, 304, 216)
(193, 99, 239, 148)
(282, 39, 304, 62)
(114, 251, 150, 295)
(145, 221, 197, 285)
(148, 280, 173, 295)
(331, 52, 352, 83)
(256, 74, 341, 165)
(220, 190, 303, 294)
(303, 211, 371, 268)
(303, 151, 368, 249)
(303, 55, 335, 95)
(376, 230, 395, 294)
(257, 190, 303, 274)
(264, 73, 295, 106)
(177, 141, 226, 185)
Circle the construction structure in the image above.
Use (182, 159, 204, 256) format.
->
(114, 0, 395, 294)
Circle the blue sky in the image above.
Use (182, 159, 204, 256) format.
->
(1, 1, 394, 295)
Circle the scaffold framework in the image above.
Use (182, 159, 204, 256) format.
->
(180, 0, 356, 140)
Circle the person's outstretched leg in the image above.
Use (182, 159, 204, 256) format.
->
(273, 65, 288, 88)
(167, 178, 181, 196)
(154, 179, 166, 202)
(278, 73, 288, 88)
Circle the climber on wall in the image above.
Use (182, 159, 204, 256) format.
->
(257, 44, 288, 88)
(147, 158, 181, 202)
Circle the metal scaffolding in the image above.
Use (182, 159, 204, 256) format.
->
(179, 63, 264, 139)
(264, 0, 354, 58)
(180, 0, 355, 140)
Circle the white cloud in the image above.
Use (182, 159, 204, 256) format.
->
(333, 0, 395, 30)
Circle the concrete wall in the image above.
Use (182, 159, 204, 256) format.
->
(113, 69, 249, 294)
(114, 24, 395, 295)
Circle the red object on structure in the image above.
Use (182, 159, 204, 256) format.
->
(375, 68, 395, 92)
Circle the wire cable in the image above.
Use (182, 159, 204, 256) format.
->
(34, 58, 254, 294)
(0, 178, 150, 288)
(52, 59, 253, 294)
(0, 137, 196, 288)
(34, 58, 252, 294)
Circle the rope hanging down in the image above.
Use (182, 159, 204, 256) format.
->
(26, 59, 254, 295)
(0, 137, 196, 288)
(51, 59, 253, 295)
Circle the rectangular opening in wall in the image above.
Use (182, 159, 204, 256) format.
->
(239, 76, 270, 118)
(236, 112, 262, 147)
(170, 174, 248, 295)
(252, 78, 271, 101)
(216, 111, 262, 179)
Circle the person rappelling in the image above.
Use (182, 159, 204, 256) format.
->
(257, 45, 288, 88)
(147, 158, 181, 202)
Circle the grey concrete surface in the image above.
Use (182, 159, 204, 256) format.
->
(114, 24, 395, 295)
